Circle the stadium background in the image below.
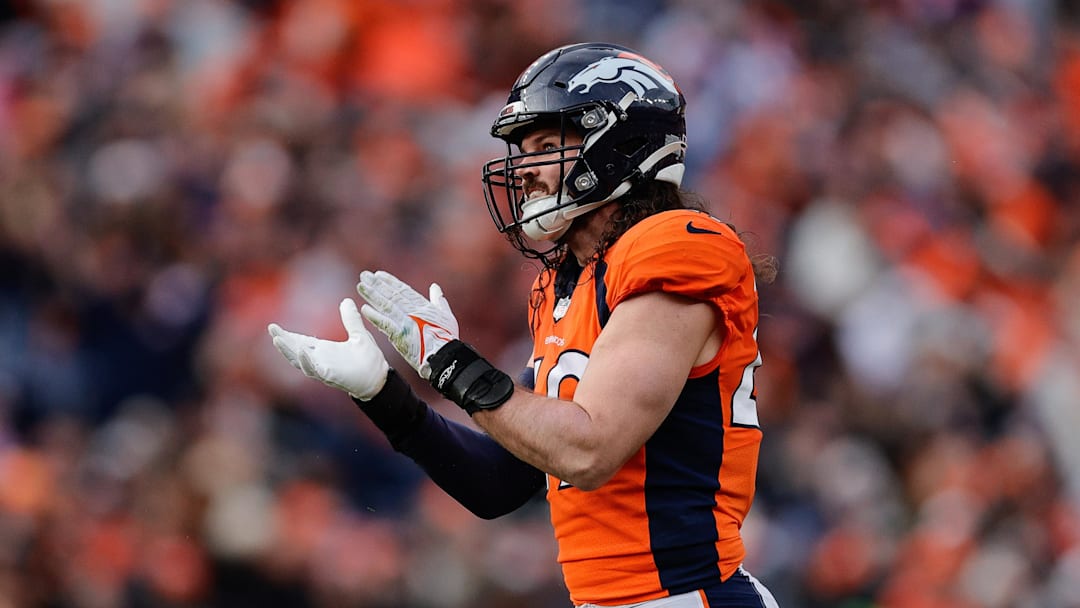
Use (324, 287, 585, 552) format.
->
(1, 0, 1079, 606)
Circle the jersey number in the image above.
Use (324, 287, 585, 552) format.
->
(532, 350, 589, 399)
(731, 330, 762, 427)
(534, 350, 589, 490)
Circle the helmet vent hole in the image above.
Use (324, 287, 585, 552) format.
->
(553, 81, 568, 89)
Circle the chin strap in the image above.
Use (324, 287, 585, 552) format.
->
(521, 192, 573, 241)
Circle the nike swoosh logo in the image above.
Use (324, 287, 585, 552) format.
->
(686, 221, 724, 235)
(410, 315, 454, 362)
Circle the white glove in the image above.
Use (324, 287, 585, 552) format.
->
(267, 298, 390, 400)
(356, 270, 459, 380)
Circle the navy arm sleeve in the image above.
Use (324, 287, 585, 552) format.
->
(395, 406, 545, 519)
(517, 367, 535, 390)
(354, 370, 544, 520)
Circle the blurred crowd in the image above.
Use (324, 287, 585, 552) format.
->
(1, 0, 1079, 606)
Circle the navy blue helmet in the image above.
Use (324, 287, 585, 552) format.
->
(482, 43, 687, 253)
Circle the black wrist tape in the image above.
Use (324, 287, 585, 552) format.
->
(352, 369, 428, 448)
(427, 340, 515, 415)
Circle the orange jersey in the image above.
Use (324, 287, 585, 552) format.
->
(528, 209, 763, 606)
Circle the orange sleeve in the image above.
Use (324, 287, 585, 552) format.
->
(604, 211, 752, 309)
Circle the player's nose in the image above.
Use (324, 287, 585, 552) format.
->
(511, 159, 539, 181)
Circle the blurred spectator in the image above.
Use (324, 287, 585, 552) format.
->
(0, 0, 1078, 606)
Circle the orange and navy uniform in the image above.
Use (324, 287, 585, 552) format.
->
(528, 209, 763, 606)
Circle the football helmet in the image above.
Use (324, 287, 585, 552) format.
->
(482, 43, 687, 253)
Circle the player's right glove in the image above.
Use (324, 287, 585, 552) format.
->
(267, 298, 390, 400)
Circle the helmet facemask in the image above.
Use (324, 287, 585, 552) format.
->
(482, 105, 611, 250)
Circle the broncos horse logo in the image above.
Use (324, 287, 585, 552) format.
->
(567, 54, 679, 98)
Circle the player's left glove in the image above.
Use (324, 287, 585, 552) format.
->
(356, 270, 459, 380)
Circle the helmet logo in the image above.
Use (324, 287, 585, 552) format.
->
(566, 54, 678, 98)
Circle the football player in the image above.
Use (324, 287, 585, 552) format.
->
(269, 43, 780, 608)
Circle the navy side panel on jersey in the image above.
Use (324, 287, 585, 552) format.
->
(644, 370, 726, 593)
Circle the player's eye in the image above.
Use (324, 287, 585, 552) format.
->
(518, 134, 562, 155)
